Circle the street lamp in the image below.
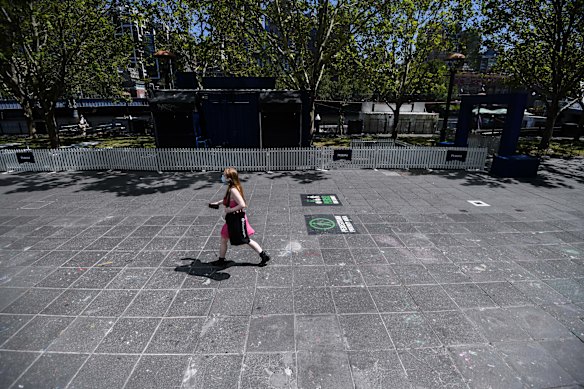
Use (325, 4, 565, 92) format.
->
(439, 53, 465, 143)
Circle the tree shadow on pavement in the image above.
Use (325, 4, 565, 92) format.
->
(424, 157, 584, 189)
(0, 170, 219, 196)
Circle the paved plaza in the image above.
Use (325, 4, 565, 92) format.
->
(0, 159, 583, 389)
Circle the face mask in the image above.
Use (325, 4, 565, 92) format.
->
(221, 175, 227, 185)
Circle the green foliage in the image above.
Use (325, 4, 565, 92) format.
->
(0, 0, 131, 146)
(482, 0, 584, 149)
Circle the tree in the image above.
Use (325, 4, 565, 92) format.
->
(0, 0, 130, 148)
(243, 0, 375, 134)
(483, 0, 584, 151)
(139, 0, 264, 89)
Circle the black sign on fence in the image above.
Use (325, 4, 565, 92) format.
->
(16, 152, 35, 164)
(333, 149, 352, 161)
(446, 150, 467, 162)
(301, 194, 342, 206)
(305, 214, 359, 235)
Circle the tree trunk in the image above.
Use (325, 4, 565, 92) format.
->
(21, 100, 37, 138)
(391, 101, 403, 140)
(539, 100, 558, 150)
(44, 106, 60, 149)
(308, 91, 316, 138)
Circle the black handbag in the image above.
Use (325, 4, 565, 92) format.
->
(225, 192, 250, 246)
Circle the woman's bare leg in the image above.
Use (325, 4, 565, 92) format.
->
(247, 239, 262, 253)
(219, 237, 229, 258)
(248, 239, 270, 265)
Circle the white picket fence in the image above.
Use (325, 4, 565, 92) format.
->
(0, 147, 487, 172)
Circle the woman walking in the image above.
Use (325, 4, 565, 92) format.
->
(209, 167, 270, 266)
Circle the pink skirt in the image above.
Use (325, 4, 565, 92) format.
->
(221, 214, 255, 239)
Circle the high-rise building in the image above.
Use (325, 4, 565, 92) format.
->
(113, 5, 163, 97)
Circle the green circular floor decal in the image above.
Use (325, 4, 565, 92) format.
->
(308, 217, 336, 231)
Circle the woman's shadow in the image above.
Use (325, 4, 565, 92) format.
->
(174, 257, 266, 281)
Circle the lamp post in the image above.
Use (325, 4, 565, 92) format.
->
(439, 53, 465, 143)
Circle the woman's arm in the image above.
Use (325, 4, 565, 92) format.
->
(226, 188, 246, 213)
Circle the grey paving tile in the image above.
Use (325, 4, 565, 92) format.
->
(318, 235, 348, 248)
(241, 352, 297, 389)
(42, 289, 100, 315)
(296, 314, 344, 351)
(123, 289, 176, 317)
(165, 289, 214, 317)
(253, 287, 294, 314)
(216, 266, 258, 289)
(293, 287, 335, 314)
(81, 289, 137, 317)
(0, 350, 40, 388)
(247, 315, 295, 352)
(326, 266, 365, 287)
(321, 248, 354, 265)
(539, 339, 584, 383)
(369, 286, 418, 313)
(478, 281, 533, 307)
(13, 352, 88, 389)
(546, 278, 584, 302)
(47, 317, 114, 352)
(508, 306, 575, 340)
(443, 283, 497, 308)
(331, 286, 377, 313)
(257, 265, 294, 287)
(0, 314, 34, 346)
(67, 354, 139, 389)
(146, 317, 205, 354)
(63, 251, 108, 267)
(338, 314, 393, 350)
(35, 267, 87, 288)
(381, 247, 419, 265)
(71, 267, 121, 289)
(182, 354, 243, 389)
(381, 312, 441, 349)
(2, 315, 75, 351)
(1, 266, 53, 287)
(464, 308, 530, 342)
(144, 267, 186, 289)
(125, 355, 190, 389)
(358, 265, 400, 286)
(195, 316, 249, 353)
(348, 350, 411, 389)
(293, 265, 329, 287)
(1, 287, 63, 314)
(92, 251, 133, 268)
(540, 303, 584, 341)
(393, 264, 435, 285)
(291, 248, 325, 265)
(512, 280, 570, 305)
(95, 317, 160, 353)
(407, 285, 458, 311)
(449, 345, 524, 389)
(425, 263, 471, 283)
(399, 347, 466, 389)
(297, 351, 353, 389)
(107, 268, 156, 289)
(210, 287, 254, 315)
(495, 341, 577, 388)
(129, 250, 168, 267)
(425, 310, 486, 346)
